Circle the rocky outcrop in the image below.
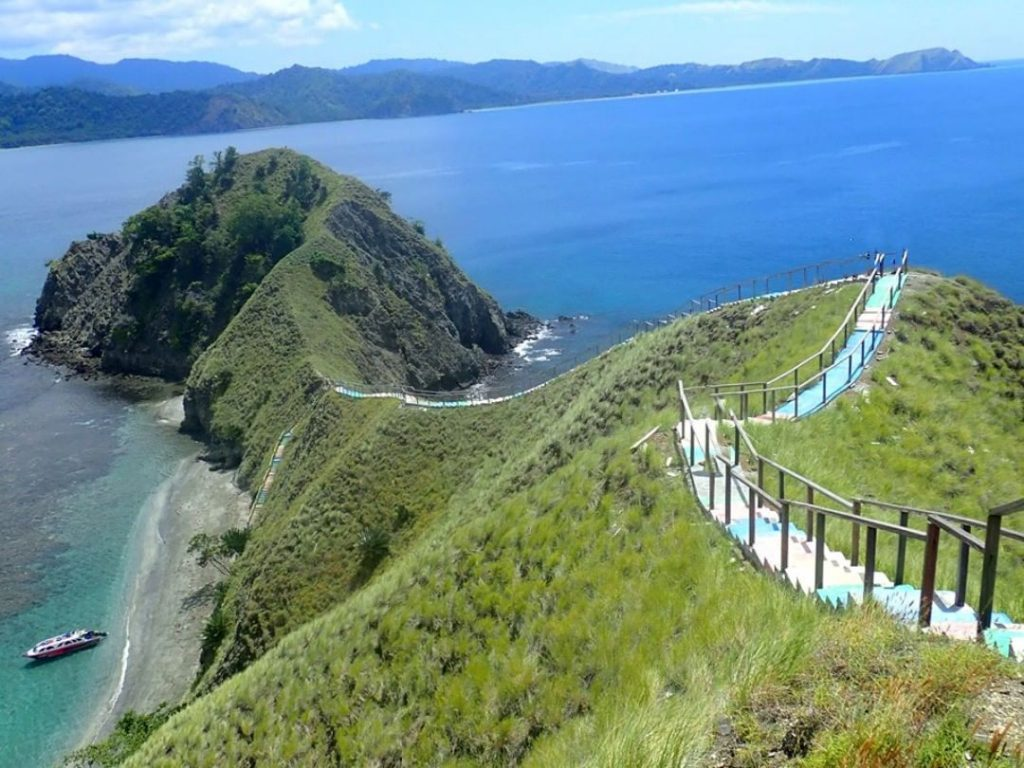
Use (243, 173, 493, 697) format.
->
(30, 233, 142, 375)
(321, 196, 535, 389)
(30, 226, 198, 379)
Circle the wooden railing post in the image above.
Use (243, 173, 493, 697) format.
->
(955, 524, 971, 608)
(847, 354, 853, 383)
(770, 390, 777, 423)
(780, 501, 790, 570)
(713, 387, 720, 421)
(851, 499, 862, 567)
(895, 510, 909, 585)
(806, 487, 815, 541)
(724, 464, 733, 524)
(919, 521, 940, 627)
(978, 512, 1003, 631)
(756, 457, 765, 505)
(689, 422, 695, 467)
(762, 382, 767, 414)
(704, 422, 711, 471)
(778, 469, 786, 502)
(814, 512, 826, 590)
(748, 485, 756, 546)
(863, 526, 877, 600)
(733, 421, 740, 466)
(709, 460, 716, 509)
(821, 373, 827, 405)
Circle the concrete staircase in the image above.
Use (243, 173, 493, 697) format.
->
(679, 416, 1022, 658)
(677, 258, 1023, 661)
(764, 271, 903, 421)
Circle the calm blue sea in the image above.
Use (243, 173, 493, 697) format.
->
(1, 63, 1023, 766)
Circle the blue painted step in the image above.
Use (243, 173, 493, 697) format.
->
(816, 584, 862, 609)
(726, 517, 781, 541)
(984, 627, 1024, 659)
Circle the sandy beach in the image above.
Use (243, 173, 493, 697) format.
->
(83, 396, 249, 742)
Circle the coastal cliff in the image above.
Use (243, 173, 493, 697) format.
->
(32, 148, 535, 462)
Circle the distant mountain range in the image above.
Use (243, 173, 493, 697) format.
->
(0, 48, 982, 148)
(0, 54, 257, 94)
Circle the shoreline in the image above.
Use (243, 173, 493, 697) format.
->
(80, 396, 249, 745)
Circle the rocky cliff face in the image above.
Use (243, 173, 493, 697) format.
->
(31, 233, 153, 374)
(322, 197, 532, 390)
(31, 227, 206, 379)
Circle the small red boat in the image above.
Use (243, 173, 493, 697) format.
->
(23, 629, 107, 660)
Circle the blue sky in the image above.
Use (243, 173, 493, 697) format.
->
(1, 1, 1021, 71)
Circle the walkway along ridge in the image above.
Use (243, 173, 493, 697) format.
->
(247, 428, 294, 525)
(331, 251, 884, 410)
(674, 253, 1024, 661)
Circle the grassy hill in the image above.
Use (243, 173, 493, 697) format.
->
(80, 270, 1022, 766)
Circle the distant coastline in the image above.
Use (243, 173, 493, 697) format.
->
(467, 63, 990, 115)
(0, 47, 983, 149)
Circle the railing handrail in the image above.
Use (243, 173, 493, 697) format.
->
(727, 410, 759, 459)
(728, 414, 852, 508)
(991, 498, 1024, 518)
(765, 251, 888, 388)
(857, 497, 1024, 544)
(678, 381, 696, 423)
(688, 250, 906, 410)
(729, 470, 782, 511)
(928, 515, 986, 551)
(757, 455, 853, 509)
(786, 499, 927, 541)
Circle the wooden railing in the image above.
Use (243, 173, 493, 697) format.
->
(675, 390, 1023, 633)
(696, 250, 909, 421)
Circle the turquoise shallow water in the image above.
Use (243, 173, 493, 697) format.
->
(0, 362, 194, 767)
(1, 64, 1024, 766)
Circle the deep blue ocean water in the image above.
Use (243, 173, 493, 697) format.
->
(1, 63, 1023, 766)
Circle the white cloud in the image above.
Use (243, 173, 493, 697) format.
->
(0, 0, 360, 61)
(591, 1, 844, 21)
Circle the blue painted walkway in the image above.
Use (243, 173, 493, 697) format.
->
(774, 273, 902, 419)
(679, 415, 1024, 661)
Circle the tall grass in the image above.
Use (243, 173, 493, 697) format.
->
(119, 276, 1023, 766)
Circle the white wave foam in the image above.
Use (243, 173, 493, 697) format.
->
(514, 326, 569, 362)
(5, 325, 36, 357)
(105, 612, 131, 722)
